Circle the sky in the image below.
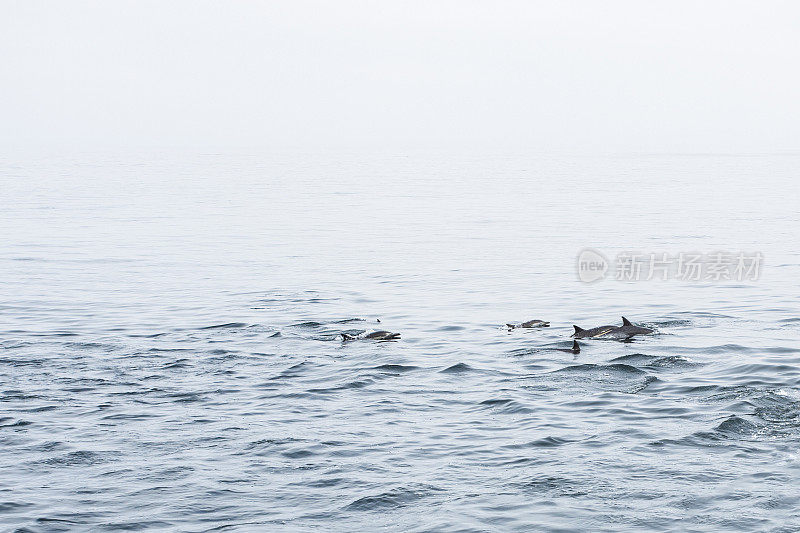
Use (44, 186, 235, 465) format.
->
(1, 0, 799, 152)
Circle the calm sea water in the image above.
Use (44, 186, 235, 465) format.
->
(1, 151, 799, 532)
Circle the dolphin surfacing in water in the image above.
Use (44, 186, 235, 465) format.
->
(341, 330, 400, 341)
(571, 324, 618, 339)
(572, 317, 653, 340)
(365, 330, 400, 340)
(617, 316, 654, 338)
(507, 319, 550, 329)
(555, 340, 581, 354)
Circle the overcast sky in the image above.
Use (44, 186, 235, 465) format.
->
(2, 1, 799, 152)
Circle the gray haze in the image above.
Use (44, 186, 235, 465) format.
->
(2, 0, 799, 152)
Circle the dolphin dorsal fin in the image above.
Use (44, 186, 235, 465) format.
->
(573, 325, 584, 333)
(572, 340, 580, 353)
(621, 317, 633, 327)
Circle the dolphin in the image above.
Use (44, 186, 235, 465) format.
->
(365, 330, 400, 340)
(507, 319, 550, 329)
(571, 324, 618, 339)
(616, 316, 654, 338)
(572, 317, 653, 340)
(554, 340, 581, 354)
(341, 330, 400, 341)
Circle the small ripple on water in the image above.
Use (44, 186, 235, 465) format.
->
(553, 363, 648, 375)
(476, 398, 533, 414)
(440, 362, 474, 374)
(370, 364, 419, 373)
(199, 322, 249, 330)
(39, 450, 118, 467)
(609, 353, 702, 370)
(344, 484, 444, 512)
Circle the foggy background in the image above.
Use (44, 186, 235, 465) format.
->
(2, 0, 799, 153)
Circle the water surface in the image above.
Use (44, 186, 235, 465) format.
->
(1, 151, 799, 531)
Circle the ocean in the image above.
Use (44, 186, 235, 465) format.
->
(1, 151, 799, 531)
